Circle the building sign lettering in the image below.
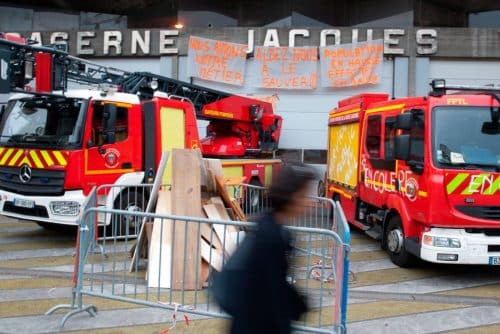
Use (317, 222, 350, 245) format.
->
(7, 28, 439, 57)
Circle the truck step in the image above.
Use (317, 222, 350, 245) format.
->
(350, 220, 371, 231)
(365, 225, 382, 241)
(367, 210, 385, 223)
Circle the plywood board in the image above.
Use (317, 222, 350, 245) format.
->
(200, 239, 223, 272)
(203, 203, 239, 255)
(204, 158, 224, 194)
(230, 197, 247, 222)
(196, 149, 209, 191)
(210, 196, 225, 206)
(171, 149, 203, 290)
(200, 222, 224, 253)
(215, 175, 233, 208)
(148, 190, 173, 288)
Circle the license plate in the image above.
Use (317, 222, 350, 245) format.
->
(489, 256, 500, 265)
(13, 198, 35, 209)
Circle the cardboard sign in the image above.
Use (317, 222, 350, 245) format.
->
(320, 40, 384, 88)
(187, 36, 247, 86)
(255, 46, 318, 90)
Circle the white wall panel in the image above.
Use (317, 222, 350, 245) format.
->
(88, 58, 163, 75)
(429, 60, 500, 87)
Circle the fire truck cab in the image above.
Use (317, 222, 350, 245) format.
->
(326, 80, 500, 266)
(0, 38, 282, 228)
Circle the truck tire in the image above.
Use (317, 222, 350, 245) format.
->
(385, 216, 418, 267)
(106, 189, 146, 237)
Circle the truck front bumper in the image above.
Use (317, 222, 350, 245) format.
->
(420, 227, 500, 265)
(0, 189, 86, 226)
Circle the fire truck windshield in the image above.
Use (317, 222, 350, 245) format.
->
(433, 106, 500, 171)
(0, 97, 87, 149)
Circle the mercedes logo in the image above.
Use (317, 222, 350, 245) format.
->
(19, 165, 32, 183)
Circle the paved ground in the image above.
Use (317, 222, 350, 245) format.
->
(0, 216, 499, 334)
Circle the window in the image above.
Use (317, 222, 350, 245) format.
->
(384, 117, 397, 160)
(275, 149, 327, 164)
(366, 115, 381, 158)
(304, 150, 327, 164)
(275, 149, 302, 163)
(410, 113, 425, 163)
(91, 105, 129, 145)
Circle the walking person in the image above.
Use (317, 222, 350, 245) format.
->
(213, 163, 316, 334)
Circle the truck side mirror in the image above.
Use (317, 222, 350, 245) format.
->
(394, 134, 410, 160)
(0, 105, 5, 123)
(395, 113, 412, 130)
(102, 103, 117, 144)
(482, 107, 500, 135)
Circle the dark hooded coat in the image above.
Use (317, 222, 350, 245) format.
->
(212, 213, 308, 334)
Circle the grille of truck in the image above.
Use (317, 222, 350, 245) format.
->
(0, 166, 65, 196)
(456, 205, 500, 221)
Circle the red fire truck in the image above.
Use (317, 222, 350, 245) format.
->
(325, 80, 500, 266)
(0, 37, 282, 228)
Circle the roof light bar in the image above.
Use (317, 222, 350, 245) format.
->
(430, 78, 500, 96)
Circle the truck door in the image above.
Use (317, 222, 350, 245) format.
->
(83, 102, 140, 189)
(394, 109, 430, 226)
(156, 101, 186, 185)
(359, 108, 401, 207)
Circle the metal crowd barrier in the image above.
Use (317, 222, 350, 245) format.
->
(47, 184, 350, 333)
(234, 183, 341, 230)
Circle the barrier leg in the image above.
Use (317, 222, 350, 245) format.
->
(46, 288, 98, 329)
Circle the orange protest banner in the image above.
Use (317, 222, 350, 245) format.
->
(320, 40, 384, 88)
(255, 46, 318, 90)
(187, 36, 247, 86)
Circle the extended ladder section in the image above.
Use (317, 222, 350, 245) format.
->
(0, 38, 230, 115)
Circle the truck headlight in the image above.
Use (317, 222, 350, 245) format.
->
(50, 201, 80, 216)
(424, 235, 461, 248)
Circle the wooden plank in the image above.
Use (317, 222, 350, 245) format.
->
(205, 158, 224, 178)
(203, 203, 238, 255)
(171, 149, 203, 290)
(129, 151, 170, 272)
(210, 196, 225, 206)
(196, 149, 209, 191)
(215, 175, 233, 208)
(205, 158, 224, 194)
(200, 222, 224, 253)
(230, 197, 247, 222)
(223, 176, 247, 186)
(147, 190, 173, 288)
(200, 239, 223, 272)
(204, 161, 215, 193)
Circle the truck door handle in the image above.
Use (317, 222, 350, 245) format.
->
(122, 162, 132, 169)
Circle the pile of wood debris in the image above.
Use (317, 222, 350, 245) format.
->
(132, 149, 250, 290)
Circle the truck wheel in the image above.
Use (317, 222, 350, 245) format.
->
(246, 179, 263, 214)
(109, 190, 146, 237)
(385, 216, 418, 267)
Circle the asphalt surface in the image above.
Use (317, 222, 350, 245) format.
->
(0, 216, 499, 334)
